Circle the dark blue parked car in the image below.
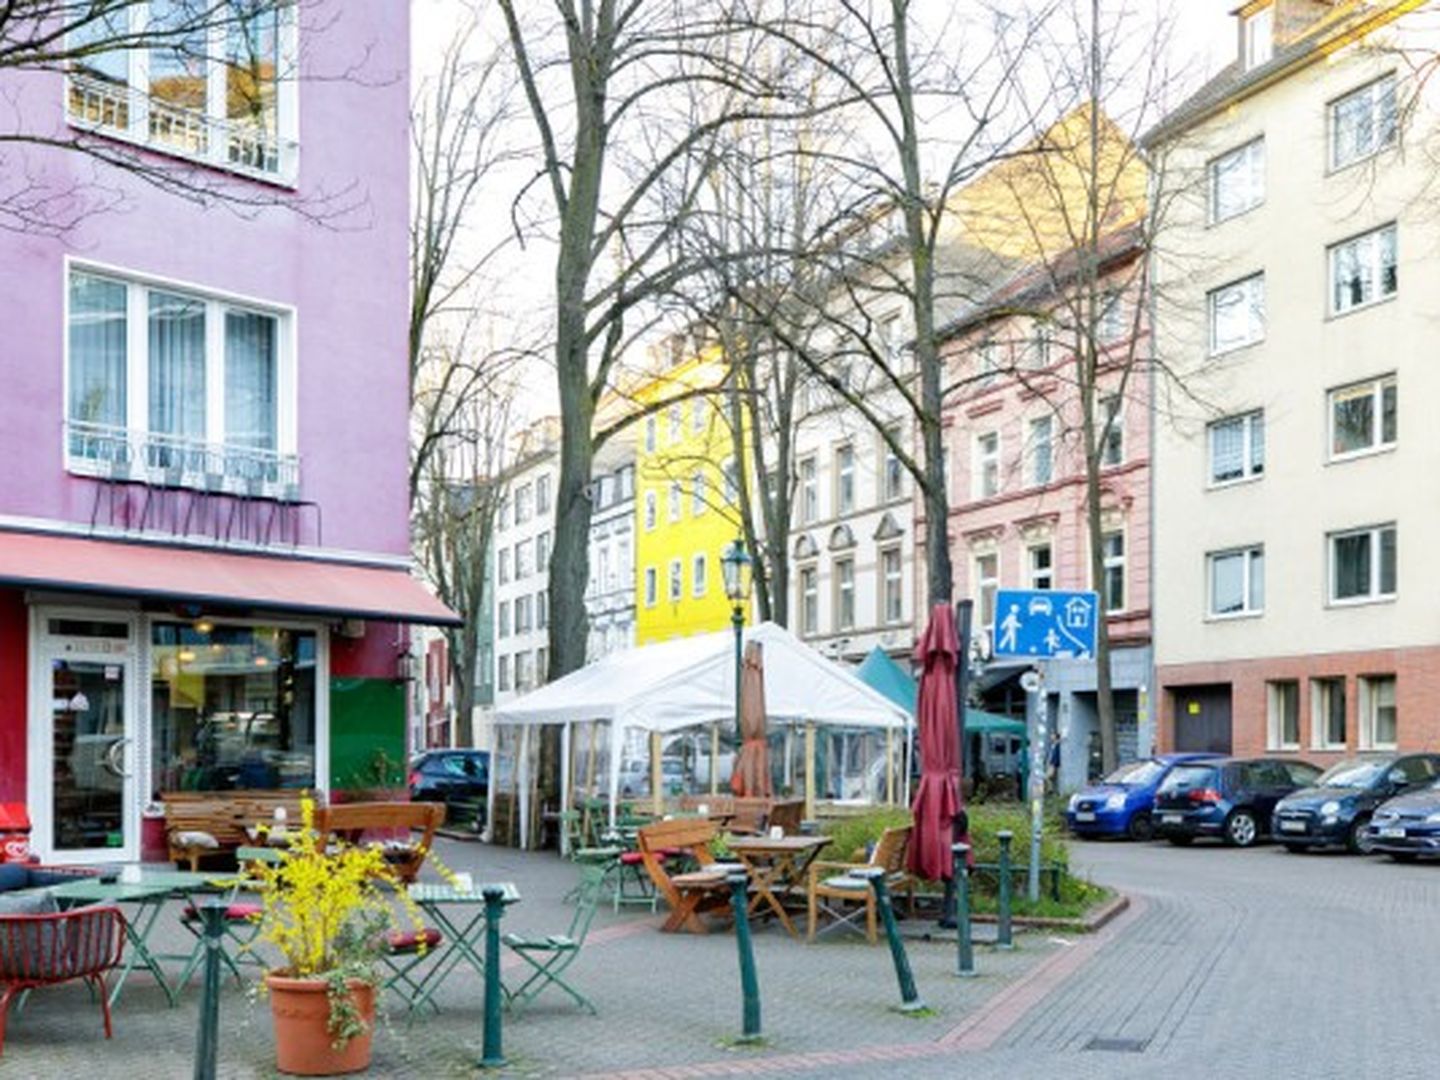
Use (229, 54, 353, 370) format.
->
(1066, 753, 1222, 841)
(1274, 753, 1440, 854)
(1152, 757, 1323, 847)
(1366, 779, 1440, 861)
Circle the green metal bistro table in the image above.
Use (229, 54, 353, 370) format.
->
(51, 870, 252, 1007)
(405, 881, 520, 1015)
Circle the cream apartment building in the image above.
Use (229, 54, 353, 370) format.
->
(1149, 0, 1440, 760)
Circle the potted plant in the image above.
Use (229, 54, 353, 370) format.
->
(250, 798, 423, 1076)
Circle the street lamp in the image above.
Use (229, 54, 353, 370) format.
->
(720, 537, 754, 743)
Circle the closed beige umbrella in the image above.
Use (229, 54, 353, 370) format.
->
(730, 640, 773, 797)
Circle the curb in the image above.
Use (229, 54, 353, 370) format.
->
(966, 891, 1130, 934)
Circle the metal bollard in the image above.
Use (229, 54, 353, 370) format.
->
(852, 868, 925, 1013)
(996, 830, 1014, 950)
(478, 887, 508, 1068)
(725, 869, 763, 1042)
(192, 898, 227, 1080)
(951, 843, 975, 978)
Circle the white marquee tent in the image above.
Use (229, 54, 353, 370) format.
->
(493, 622, 912, 842)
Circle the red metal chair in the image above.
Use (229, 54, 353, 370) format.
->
(0, 905, 126, 1057)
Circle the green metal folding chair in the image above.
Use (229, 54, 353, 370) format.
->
(502, 864, 603, 1014)
(378, 927, 445, 1018)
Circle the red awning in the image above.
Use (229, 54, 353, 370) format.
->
(0, 529, 460, 626)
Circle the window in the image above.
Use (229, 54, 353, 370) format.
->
(1360, 675, 1397, 750)
(536, 475, 551, 515)
(1331, 74, 1397, 170)
(67, 1, 297, 181)
(878, 313, 901, 365)
(974, 553, 999, 630)
(150, 622, 316, 793)
(1329, 376, 1396, 458)
(669, 480, 682, 522)
(617, 537, 631, 584)
(1267, 680, 1301, 751)
(668, 404, 682, 443)
(1330, 524, 1397, 603)
(977, 339, 1000, 385)
(535, 532, 550, 572)
(669, 559, 682, 602)
(835, 557, 855, 631)
(515, 595, 532, 634)
(497, 601, 511, 638)
(835, 445, 855, 515)
(498, 547, 510, 585)
(691, 471, 707, 515)
(1330, 223, 1397, 314)
(644, 566, 657, 607)
(1028, 415, 1053, 486)
(644, 491, 657, 531)
(881, 547, 903, 623)
(1098, 290, 1125, 343)
(722, 457, 739, 504)
(66, 269, 294, 489)
(881, 425, 904, 500)
(1312, 677, 1347, 750)
(1208, 411, 1265, 484)
(498, 655, 511, 692)
(799, 457, 818, 523)
(536, 590, 548, 630)
(1208, 546, 1264, 617)
(1243, 7, 1273, 69)
(974, 432, 1000, 499)
(1026, 323, 1053, 370)
(1028, 544, 1053, 591)
(1101, 532, 1125, 613)
(1099, 395, 1123, 466)
(1208, 273, 1265, 354)
(595, 546, 610, 594)
(692, 554, 707, 598)
(799, 567, 818, 635)
(535, 648, 548, 686)
(515, 484, 532, 523)
(644, 416, 657, 453)
(515, 541, 531, 579)
(1210, 139, 1265, 224)
(691, 398, 706, 433)
(516, 651, 533, 691)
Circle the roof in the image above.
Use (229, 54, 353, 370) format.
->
(0, 528, 460, 625)
(856, 646, 917, 715)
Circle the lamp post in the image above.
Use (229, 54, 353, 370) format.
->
(720, 537, 754, 748)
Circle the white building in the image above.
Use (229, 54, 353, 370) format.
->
(493, 419, 559, 705)
(587, 437, 637, 660)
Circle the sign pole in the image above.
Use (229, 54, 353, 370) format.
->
(1024, 667, 1046, 905)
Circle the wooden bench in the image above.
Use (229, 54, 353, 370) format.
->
(637, 819, 730, 933)
(316, 801, 445, 884)
(162, 791, 314, 871)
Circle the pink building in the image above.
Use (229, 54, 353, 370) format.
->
(0, 2, 455, 864)
(931, 232, 1153, 789)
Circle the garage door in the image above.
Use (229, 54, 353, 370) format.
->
(1172, 685, 1233, 754)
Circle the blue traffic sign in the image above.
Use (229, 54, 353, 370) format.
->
(991, 589, 1099, 660)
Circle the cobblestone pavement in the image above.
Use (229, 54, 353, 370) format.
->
(6, 836, 1438, 1078)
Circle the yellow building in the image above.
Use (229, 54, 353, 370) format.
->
(632, 346, 749, 644)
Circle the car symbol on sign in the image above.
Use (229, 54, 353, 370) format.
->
(1027, 597, 1053, 617)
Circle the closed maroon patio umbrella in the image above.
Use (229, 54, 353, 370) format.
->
(908, 603, 966, 881)
(730, 640, 773, 798)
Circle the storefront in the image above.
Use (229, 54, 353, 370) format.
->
(0, 530, 458, 864)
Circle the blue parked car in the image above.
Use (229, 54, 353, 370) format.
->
(1066, 753, 1222, 841)
(1151, 756, 1323, 847)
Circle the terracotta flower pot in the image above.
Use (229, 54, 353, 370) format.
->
(266, 973, 376, 1076)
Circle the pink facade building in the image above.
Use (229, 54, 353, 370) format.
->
(0, 2, 454, 864)
(931, 234, 1153, 789)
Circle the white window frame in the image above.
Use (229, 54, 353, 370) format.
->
(644, 416, 657, 453)
(1209, 138, 1265, 224)
(1028, 415, 1054, 487)
(668, 558, 683, 602)
(1206, 545, 1264, 619)
(668, 404, 682, 443)
(881, 425, 904, 501)
(1028, 543, 1053, 591)
(1208, 410, 1265, 486)
(1207, 273, 1265, 355)
(974, 551, 999, 630)
(1329, 223, 1397, 316)
(1329, 523, 1397, 605)
(1330, 73, 1398, 172)
(498, 654, 511, 692)
(834, 556, 855, 631)
(668, 480, 682, 523)
(799, 566, 818, 635)
(1243, 7, 1273, 69)
(692, 553, 707, 598)
(1311, 676, 1347, 751)
(1097, 289, 1125, 343)
(1100, 531, 1126, 614)
(799, 456, 818, 523)
(63, 260, 299, 489)
(1359, 675, 1398, 751)
(1099, 395, 1124, 467)
(536, 475, 551, 515)
(691, 398, 706, 434)
(1266, 680, 1301, 751)
(1328, 375, 1397, 461)
(644, 566, 658, 607)
(835, 444, 855, 516)
(974, 432, 1000, 500)
(644, 491, 657, 531)
(880, 546, 903, 624)
(64, 2, 301, 185)
(691, 471, 707, 516)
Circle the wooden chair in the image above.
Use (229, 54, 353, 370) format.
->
(765, 799, 804, 836)
(316, 801, 445, 884)
(636, 819, 729, 933)
(807, 825, 914, 944)
(730, 797, 772, 835)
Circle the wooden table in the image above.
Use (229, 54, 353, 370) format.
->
(727, 835, 829, 938)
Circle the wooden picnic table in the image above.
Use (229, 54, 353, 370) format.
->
(727, 835, 829, 938)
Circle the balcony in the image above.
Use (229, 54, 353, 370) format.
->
(67, 420, 300, 502)
(67, 73, 297, 185)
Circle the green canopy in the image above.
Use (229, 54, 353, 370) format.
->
(855, 646, 1026, 741)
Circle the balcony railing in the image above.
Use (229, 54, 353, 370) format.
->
(67, 420, 301, 502)
(67, 73, 296, 185)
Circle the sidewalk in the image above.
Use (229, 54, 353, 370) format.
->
(0, 841, 1132, 1078)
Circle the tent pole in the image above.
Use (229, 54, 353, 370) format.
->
(650, 730, 663, 816)
(485, 727, 498, 843)
(886, 727, 895, 805)
(560, 721, 572, 857)
(710, 723, 720, 796)
(804, 721, 816, 823)
(607, 721, 623, 829)
(518, 725, 531, 851)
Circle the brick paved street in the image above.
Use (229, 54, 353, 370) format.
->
(5, 837, 1440, 1078)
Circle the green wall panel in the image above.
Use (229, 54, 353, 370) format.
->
(329, 677, 407, 792)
